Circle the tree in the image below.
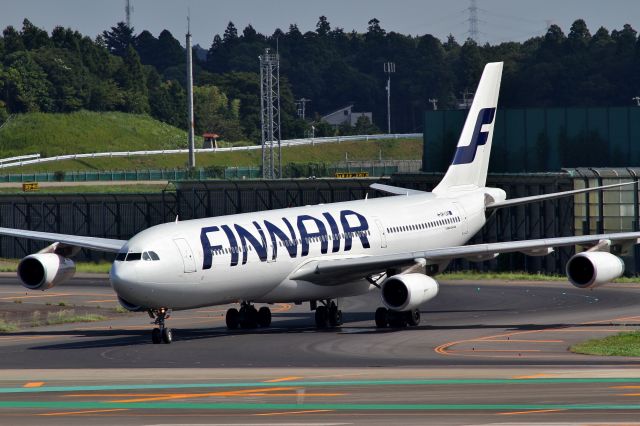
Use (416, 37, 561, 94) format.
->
(193, 85, 244, 140)
(21, 19, 50, 50)
(102, 22, 135, 57)
(1, 52, 52, 112)
(316, 16, 331, 37)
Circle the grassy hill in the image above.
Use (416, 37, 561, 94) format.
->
(0, 112, 422, 173)
(0, 111, 198, 158)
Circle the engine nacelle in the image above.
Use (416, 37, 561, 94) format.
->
(381, 273, 439, 311)
(566, 251, 625, 289)
(17, 253, 76, 291)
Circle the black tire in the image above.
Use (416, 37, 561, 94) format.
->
(257, 306, 272, 327)
(388, 311, 407, 328)
(151, 327, 162, 344)
(226, 308, 239, 330)
(407, 309, 421, 326)
(329, 308, 343, 327)
(161, 327, 173, 344)
(240, 306, 258, 329)
(375, 307, 388, 328)
(315, 306, 329, 328)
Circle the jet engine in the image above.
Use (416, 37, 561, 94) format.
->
(566, 251, 625, 289)
(17, 253, 76, 290)
(381, 273, 439, 311)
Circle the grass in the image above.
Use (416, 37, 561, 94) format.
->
(113, 306, 129, 314)
(440, 271, 640, 283)
(30, 309, 106, 327)
(0, 258, 112, 274)
(0, 184, 169, 195)
(43, 309, 106, 326)
(0, 319, 18, 333)
(571, 331, 640, 357)
(3, 138, 422, 173)
(0, 111, 201, 158)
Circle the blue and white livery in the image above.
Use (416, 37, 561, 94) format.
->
(1, 62, 636, 344)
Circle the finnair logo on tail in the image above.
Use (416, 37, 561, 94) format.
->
(452, 107, 496, 165)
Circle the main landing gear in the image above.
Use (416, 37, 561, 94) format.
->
(226, 302, 272, 330)
(374, 307, 421, 328)
(149, 308, 173, 344)
(313, 300, 343, 329)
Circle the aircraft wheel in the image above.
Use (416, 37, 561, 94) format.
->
(315, 306, 329, 328)
(329, 307, 342, 327)
(407, 309, 421, 326)
(257, 306, 272, 327)
(375, 307, 388, 328)
(387, 311, 407, 328)
(151, 327, 162, 344)
(240, 305, 258, 329)
(161, 327, 173, 344)
(226, 308, 240, 330)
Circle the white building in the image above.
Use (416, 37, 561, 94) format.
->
(321, 105, 373, 128)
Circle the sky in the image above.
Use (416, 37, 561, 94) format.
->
(1, 0, 639, 48)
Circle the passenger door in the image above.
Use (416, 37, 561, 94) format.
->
(173, 238, 197, 273)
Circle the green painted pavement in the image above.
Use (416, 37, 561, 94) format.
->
(0, 377, 639, 394)
(1, 401, 640, 411)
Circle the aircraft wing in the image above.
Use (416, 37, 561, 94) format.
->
(0, 227, 126, 253)
(289, 231, 640, 283)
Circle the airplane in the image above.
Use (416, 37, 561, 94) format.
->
(1, 61, 637, 345)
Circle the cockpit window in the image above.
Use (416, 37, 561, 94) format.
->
(115, 252, 126, 262)
(149, 251, 160, 260)
(126, 252, 142, 261)
(142, 252, 151, 261)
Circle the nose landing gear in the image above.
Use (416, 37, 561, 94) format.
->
(149, 308, 172, 344)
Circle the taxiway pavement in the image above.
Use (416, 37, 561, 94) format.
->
(1, 275, 640, 424)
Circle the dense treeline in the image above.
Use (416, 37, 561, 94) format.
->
(0, 17, 639, 141)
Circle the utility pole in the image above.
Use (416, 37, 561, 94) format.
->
(428, 98, 438, 110)
(296, 98, 311, 120)
(260, 48, 282, 179)
(384, 62, 395, 134)
(186, 15, 195, 169)
(125, 0, 133, 28)
(633, 96, 640, 107)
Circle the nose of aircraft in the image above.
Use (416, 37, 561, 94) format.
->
(109, 261, 139, 300)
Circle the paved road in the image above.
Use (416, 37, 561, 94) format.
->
(1, 275, 640, 424)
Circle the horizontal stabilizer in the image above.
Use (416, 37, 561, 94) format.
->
(486, 181, 634, 210)
(370, 183, 429, 196)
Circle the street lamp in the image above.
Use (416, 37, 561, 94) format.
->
(384, 62, 395, 134)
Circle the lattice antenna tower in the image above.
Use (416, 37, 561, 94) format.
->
(468, 0, 479, 42)
(260, 48, 282, 179)
(125, 0, 133, 28)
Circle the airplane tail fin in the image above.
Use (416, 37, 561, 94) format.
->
(433, 62, 503, 193)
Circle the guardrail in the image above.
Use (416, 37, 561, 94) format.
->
(0, 133, 421, 169)
(0, 153, 40, 164)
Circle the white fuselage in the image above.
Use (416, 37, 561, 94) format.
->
(109, 188, 490, 310)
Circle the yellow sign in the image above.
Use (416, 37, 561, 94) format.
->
(335, 172, 369, 178)
(22, 182, 39, 192)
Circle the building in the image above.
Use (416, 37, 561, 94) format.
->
(321, 105, 373, 128)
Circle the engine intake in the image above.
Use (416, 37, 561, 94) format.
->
(381, 273, 439, 311)
(17, 253, 76, 290)
(566, 251, 624, 289)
